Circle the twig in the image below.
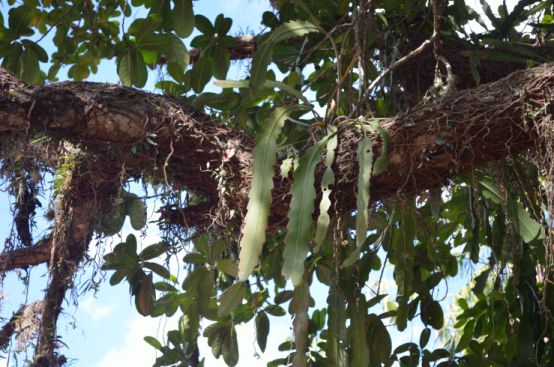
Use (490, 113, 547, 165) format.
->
(350, 34, 436, 117)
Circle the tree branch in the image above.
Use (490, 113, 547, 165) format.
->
(0, 236, 51, 272)
(0, 64, 552, 231)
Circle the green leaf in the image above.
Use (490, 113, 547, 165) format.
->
(255, 311, 270, 352)
(137, 273, 155, 316)
(211, 46, 230, 80)
(144, 336, 163, 350)
(98, 201, 126, 235)
(218, 282, 246, 317)
(214, 78, 309, 104)
(282, 138, 327, 286)
(125, 192, 147, 230)
(367, 314, 392, 364)
(314, 126, 338, 251)
(479, 176, 504, 204)
(509, 201, 543, 243)
(20, 46, 40, 84)
(216, 259, 237, 277)
(421, 300, 444, 330)
(190, 56, 214, 93)
(237, 106, 305, 281)
(195, 14, 214, 35)
(221, 324, 239, 366)
(117, 48, 147, 87)
(420, 328, 431, 348)
(142, 262, 171, 279)
(250, 20, 320, 98)
(173, 0, 194, 37)
(139, 242, 168, 260)
(355, 137, 374, 248)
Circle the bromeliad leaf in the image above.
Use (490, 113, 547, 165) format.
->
(237, 106, 305, 281)
(341, 137, 373, 268)
(250, 20, 320, 98)
(355, 137, 373, 248)
(282, 138, 327, 286)
(314, 125, 338, 251)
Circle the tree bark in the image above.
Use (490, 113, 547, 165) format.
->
(0, 236, 51, 272)
(1, 63, 552, 268)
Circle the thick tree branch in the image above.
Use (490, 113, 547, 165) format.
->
(32, 161, 116, 365)
(0, 236, 51, 272)
(0, 64, 552, 232)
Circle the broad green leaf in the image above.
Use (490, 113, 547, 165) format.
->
(129, 16, 160, 40)
(139, 242, 168, 260)
(195, 14, 214, 35)
(479, 176, 504, 204)
(212, 46, 230, 80)
(367, 314, 392, 364)
(282, 138, 327, 286)
(216, 259, 237, 277)
(20, 46, 40, 84)
(142, 262, 171, 279)
(218, 282, 246, 317)
(419, 328, 431, 348)
(137, 273, 155, 316)
(509, 201, 543, 243)
(314, 125, 338, 251)
(117, 48, 147, 87)
(144, 336, 163, 350)
(141, 34, 189, 68)
(173, 0, 194, 37)
(214, 78, 309, 104)
(250, 20, 320, 97)
(190, 56, 214, 93)
(255, 311, 270, 352)
(237, 106, 305, 282)
(98, 200, 126, 235)
(125, 192, 147, 230)
(221, 324, 239, 366)
(421, 300, 444, 330)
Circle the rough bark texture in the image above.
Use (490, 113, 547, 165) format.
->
(1, 63, 553, 271)
(0, 236, 51, 272)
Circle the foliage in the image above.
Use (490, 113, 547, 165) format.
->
(1, 0, 554, 367)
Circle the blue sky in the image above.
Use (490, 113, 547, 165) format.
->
(0, 0, 521, 366)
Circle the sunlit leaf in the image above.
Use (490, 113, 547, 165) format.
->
(282, 138, 327, 286)
(237, 106, 305, 282)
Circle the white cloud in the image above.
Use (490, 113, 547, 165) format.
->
(199, 318, 291, 366)
(80, 296, 117, 321)
(93, 312, 292, 367)
(92, 316, 170, 367)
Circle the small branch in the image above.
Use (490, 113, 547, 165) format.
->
(0, 236, 52, 273)
(0, 304, 25, 350)
(350, 34, 436, 117)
